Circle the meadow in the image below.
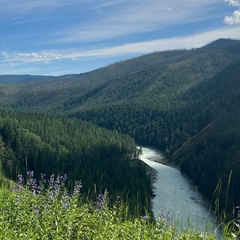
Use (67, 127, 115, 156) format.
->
(0, 171, 239, 239)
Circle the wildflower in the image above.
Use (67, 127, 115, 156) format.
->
(27, 171, 38, 195)
(48, 174, 55, 191)
(48, 174, 60, 199)
(94, 191, 108, 210)
(39, 173, 46, 191)
(159, 206, 172, 226)
(60, 174, 67, 183)
(17, 174, 23, 190)
(64, 194, 70, 201)
(47, 174, 69, 200)
(32, 206, 40, 215)
(73, 180, 82, 196)
(27, 171, 34, 178)
(62, 192, 71, 208)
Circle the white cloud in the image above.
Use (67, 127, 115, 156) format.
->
(2, 26, 240, 66)
(225, 0, 240, 7)
(1, 52, 9, 58)
(2, 25, 239, 76)
(0, 0, 88, 14)
(61, 26, 240, 59)
(53, 0, 221, 43)
(17, 52, 62, 62)
(224, 0, 240, 25)
(0, 0, 224, 45)
(224, 10, 240, 24)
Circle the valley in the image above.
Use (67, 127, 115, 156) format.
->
(0, 38, 240, 222)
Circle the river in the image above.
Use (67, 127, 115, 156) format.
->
(139, 147, 220, 236)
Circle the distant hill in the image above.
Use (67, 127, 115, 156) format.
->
(0, 38, 240, 217)
(203, 38, 240, 48)
(0, 74, 77, 83)
(0, 75, 55, 83)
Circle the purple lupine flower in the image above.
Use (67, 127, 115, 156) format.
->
(73, 180, 82, 196)
(64, 203, 69, 208)
(54, 175, 61, 195)
(48, 174, 55, 191)
(62, 192, 70, 208)
(54, 175, 67, 196)
(47, 174, 68, 200)
(27, 171, 38, 195)
(17, 174, 23, 184)
(60, 174, 67, 184)
(64, 195, 70, 201)
(159, 206, 172, 225)
(32, 206, 40, 215)
(27, 171, 34, 178)
(17, 174, 23, 190)
(48, 174, 61, 199)
(94, 192, 107, 210)
(39, 173, 46, 192)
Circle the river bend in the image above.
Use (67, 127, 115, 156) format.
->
(139, 147, 219, 235)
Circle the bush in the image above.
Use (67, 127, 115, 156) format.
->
(0, 172, 218, 239)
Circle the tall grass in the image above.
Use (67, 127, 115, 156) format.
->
(211, 171, 240, 239)
(0, 172, 220, 239)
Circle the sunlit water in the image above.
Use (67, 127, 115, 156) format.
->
(139, 147, 220, 237)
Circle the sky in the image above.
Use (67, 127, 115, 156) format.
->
(0, 0, 240, 76)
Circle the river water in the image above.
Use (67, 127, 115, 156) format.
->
(139, 147, 220, 236)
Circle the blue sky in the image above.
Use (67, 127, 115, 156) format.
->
(1, 0, 240, 76)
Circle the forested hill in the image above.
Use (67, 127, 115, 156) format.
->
(0, 109, 152, 215)
(0, 38, 240, 217)
(0, 39, 239, 113)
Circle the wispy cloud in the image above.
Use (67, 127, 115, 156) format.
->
(53, 0, 222, 43)
(17, 52, 62, 62)
(0, 51, 65, 75)
(225, 0, 240, 7)
(1, 51, 62, 65)
(0, 0, 225, 44)
(1, 0, 240, 75)
(0, 0, 89, 14)
(62, 26, 240, 59)
(2, 26, 239, 64)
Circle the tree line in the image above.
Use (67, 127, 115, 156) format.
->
(0, 109, 153, 215)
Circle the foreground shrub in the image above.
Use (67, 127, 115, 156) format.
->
(0, 172, 218, 239)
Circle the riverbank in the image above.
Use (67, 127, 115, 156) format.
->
(138, 146, 180, 170)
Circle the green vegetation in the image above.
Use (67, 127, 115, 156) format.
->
(0, 39, 240, 237)
(0, 109, 152, 215)
(0, 172, 220, 239)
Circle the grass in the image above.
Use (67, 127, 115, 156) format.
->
(0, 172, 238, 239)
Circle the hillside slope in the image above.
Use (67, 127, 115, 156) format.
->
(1, 39, 239, 112)
(0, 109, 153, 214)
(0, 38, 240, 216)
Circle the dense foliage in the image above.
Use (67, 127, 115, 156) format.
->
(0, 173, 220, 239)
(0, 109, 152, 214)
(0, 38, 240, 220)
